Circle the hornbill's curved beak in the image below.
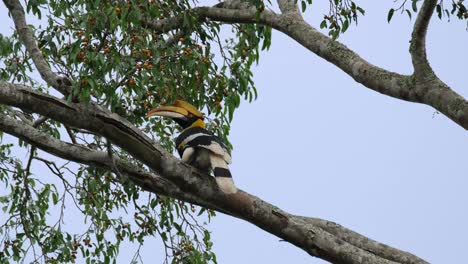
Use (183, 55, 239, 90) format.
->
(145, 105, 190, 120)
(145, 100, 204, 120)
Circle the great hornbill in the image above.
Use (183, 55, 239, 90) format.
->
(146, 100, 237, 194)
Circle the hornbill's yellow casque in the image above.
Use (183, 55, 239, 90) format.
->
(146, 100, 237, 194)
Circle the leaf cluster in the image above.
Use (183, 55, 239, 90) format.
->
(387, 0, 468, 24)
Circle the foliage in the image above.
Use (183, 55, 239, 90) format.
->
(308, 0, 468, 39)
(315, 0, 366, 39)
(387, 0, 468, 23)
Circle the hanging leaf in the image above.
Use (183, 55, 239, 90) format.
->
(387, 8, 395, 23)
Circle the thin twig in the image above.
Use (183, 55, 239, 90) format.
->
(65, 126, 77, 144)
(106, 138, 124, 181)
(32, 116, 48, 128)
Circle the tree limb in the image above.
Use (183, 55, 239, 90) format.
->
(307, 217, 425, 264)
(278, 0, 301, 15)
(0, 81, 429, 264)
(410, 0, 437, 77)
(2, 0, 72, 96)
(0, 81, 225, 195)
(142, 6, 414, 102)
(142, 15, 185, 34)
(405, 1, 468, 130)
(0, 112, 192, 202)
(32, 116, 48, 128)
(106, 138, 124, 181)
(139, 3, 468, 129)
(64, 126, 77, 144)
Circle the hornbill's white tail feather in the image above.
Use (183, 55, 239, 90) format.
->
(210, 154, 237, 194)
(181, 147, 195, 163)
(216, 177, 237, 194)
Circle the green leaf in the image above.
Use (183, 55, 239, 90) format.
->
(197, 207, 206, 216)
(301, 1, 306, 12)
(329, 30, 339, 40)
(320, 20, 327, 29)
(52, 192, 59, 205)
(412, 0, 418, 12)
(387, 8, 395, 23)
(406, 9, 412, 20)
(356, 6, 365, 15)
(342, 19, 349, 32)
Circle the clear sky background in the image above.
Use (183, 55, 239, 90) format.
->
(1, 1, 467, 264)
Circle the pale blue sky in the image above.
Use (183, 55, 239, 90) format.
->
(1, 1, 467, 264)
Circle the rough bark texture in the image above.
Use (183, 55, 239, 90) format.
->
(1, 0, 466, 263)
(3, 0, 73, 96)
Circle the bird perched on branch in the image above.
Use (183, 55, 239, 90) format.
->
(146, 100, 237, 194)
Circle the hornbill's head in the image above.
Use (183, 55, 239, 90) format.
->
(145, 100, 205, 129)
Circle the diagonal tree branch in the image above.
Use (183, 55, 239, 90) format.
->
(2, 0, 72, 96)
(0, 80, 240, 197)
(142, 15, 185, 34)
(141, 6, 415, 103)
(410, 0, 437, 77)
(143, 3, 467, 129)
(0, 112, 199, 203)
(307, 217, 425, 264)
(196, 8, 412, 97)
(0, 80, 429, 264)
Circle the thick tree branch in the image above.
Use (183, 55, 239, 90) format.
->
(278, 0, 301, 15)
(142, 15, 184, 34)
(143, 5, 278, 33)
(196, 6, 278, 24)
(149, 4, 467, 129)
(0, 81, 233, 197)
(307, 218, 425, 264)
(410, 0, 437, 77)
(0, 81, 428, 264)
(142, 6, 414, 102)
(2, 0, 72, 96)
(141, 0, 263, 34)
(405, 1, 467, 130)
(0, 112, 198, 204)
(194, 7, 416, 97)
